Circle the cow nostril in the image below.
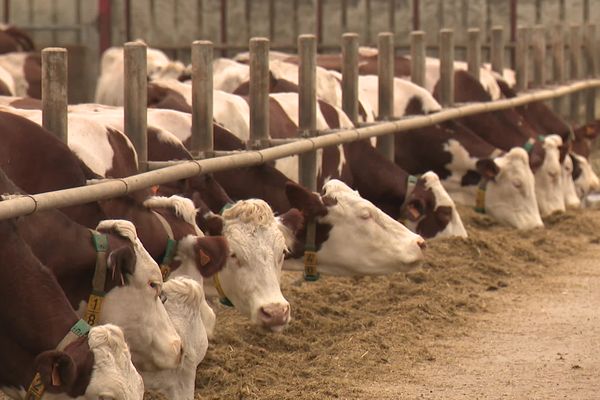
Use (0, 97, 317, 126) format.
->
(260, 307, 272, 320)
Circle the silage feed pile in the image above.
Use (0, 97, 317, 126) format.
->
(145, 207, 600, 400)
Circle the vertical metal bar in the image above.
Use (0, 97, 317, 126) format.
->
(569, 25, 582, 124)
(220, 0, 228, 57)
(491, 26, 504, 74)
(341, 0, 348, 32)
(317, 0, 323, 44)
(552, 25, 565, 114)
(124, 42, 147, 173)
(293, 0, 299, 39)
(377, 32, 394, 161)
(3, 0, 9, 24)
(99, 0, 112, 54)
(125, 0, 132, 42)
(467, 28, 481, 81)
(439, 29, 455, 107)
(342, 33, 359, 125)
(584, 24, 597, 123)
(389, 0, 395, 32)
(191, 40, 213, 157)
(583, 0, 590, 23)
(410, 31, 426, 88)
(412, 0, 420, 31)
(298, 34, 317, 191)
(42, 48, 68, 144)
(559, 0, 565, 22)
(365, 0, 371, 44)
(531, 25, 546, 87)
(268, 0, 275, 40)
(509, 0, 517, 68)
(249, 37, 270, 148)
(515, 26, 530, 91)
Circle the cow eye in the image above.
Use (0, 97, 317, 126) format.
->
(230, 253, 236, 258)
(512, 180, 523, 189)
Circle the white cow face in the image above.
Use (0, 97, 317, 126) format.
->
(571, 153, 600, 200)
(286, 180, 425, 276)
(84, 324, 145, 400)
(202, 200, 292, 332)
(533, 135, 566, 216)
(147, 48, 186, 81)
(95, 220, 183, 372)
(478, 148, 544, 229)
(141, 277, 209, 400)
(562, 154, 582, 208)
(403, 171, 468, 239)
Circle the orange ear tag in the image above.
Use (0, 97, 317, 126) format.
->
(151, 185, 160, 195)
(199, 249, 212, 266)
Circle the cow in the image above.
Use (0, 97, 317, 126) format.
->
(433, 70, 566, 217)
(143, 80, 467, 238)
(0, 52, 41, 97)
(95, 44, 187, 106)
(0, 24, 35, 53)
(0, 210, 144, 399)
(570, 152, 600, 203)
(141, 277, 211, 400)
(7, 105, 295, 332)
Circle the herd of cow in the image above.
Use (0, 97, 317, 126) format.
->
(0, 25, 599, 399)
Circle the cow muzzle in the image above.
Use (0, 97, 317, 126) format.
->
(259, 303, 291, 332)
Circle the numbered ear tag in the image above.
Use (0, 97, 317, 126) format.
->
(160, 265, 171, 281)
(25, 373, 45, 400)
(303, 251, 320, 281)
(83, 293, 104, 326)
(475, 188, 486, 214)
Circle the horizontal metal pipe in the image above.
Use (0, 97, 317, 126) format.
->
(1, 79, 599, 221)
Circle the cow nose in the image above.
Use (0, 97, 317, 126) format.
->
(417, 238, 427, 250)
(259, 303, 291, 330)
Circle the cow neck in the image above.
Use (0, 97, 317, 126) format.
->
(212, 202, 235, 307)
(150, 209, 179, 281)
(25, 320, 91, 400)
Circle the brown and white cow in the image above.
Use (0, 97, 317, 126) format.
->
(0, 52, 41, 97)
(0, 206, 144, 399)
(95, 45, 187, 106)
(11, 105, 294, 332)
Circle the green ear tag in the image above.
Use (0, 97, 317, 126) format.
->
(522, 141, 534, 153)
(91, 233, 109, 252)
(71, 319, 91, 337)
(162, 238, 178, 265)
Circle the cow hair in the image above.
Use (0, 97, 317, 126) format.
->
(544, 134, 563, 149)
(421, 171, 457, 209)
(163, 277, 205, 309)
(88, 324, 133, 365)
(143, 195, 199, 232)
(222, 199, 276, 226)
(96, 219, 139, 245)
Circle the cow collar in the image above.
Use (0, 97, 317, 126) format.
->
(151, 210, 179, 281)
(213, 272, 234, 307)
(81, 231, 111, 327)
(400, 175, 420, 224)
(25, 320, 91, 400)
(474, 178, 488, 214)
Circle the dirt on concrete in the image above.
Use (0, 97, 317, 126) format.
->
(175, 207, 600, 400)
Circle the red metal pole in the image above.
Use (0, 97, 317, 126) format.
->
(98, 0, 112, 55)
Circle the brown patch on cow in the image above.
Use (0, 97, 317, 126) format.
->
(9, 96, 41, 109)
(405, 96, 427, 116)
(416, 206, 453, 238)
(24, 53, 42, 99)
(475, 159, 500, 180)
(461, 169, 483, 186)
(571, 153, 583, 181)
(194, 236, 229, 278)
(233, 71, 300, 96)
(528, 140, 546, 172)
(147, 82, 191, 113)
(279, 208, 304, 235)
(319, 100, 342, 128)
(104, 127, 139, 178)
(0, 26, 35, 52)
(267, 97, 298, 139)
(401, 177, 451, 238)
(285, 182, 327, 218)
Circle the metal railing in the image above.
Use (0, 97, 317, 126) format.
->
(0, 25, 597, 221)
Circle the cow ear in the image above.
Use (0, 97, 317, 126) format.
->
(278, 208, 304, 234)
(196, 211, 224, 236)
(34, 350, 77, 393)
(475, 158, 500, 180)
(107, 246, 136, 284)
(194, 236, 229, 278)
(285, 182, 327, 218)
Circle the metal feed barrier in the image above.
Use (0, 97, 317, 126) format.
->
(0, 24, 598, 221)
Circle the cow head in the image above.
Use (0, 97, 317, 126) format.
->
(562, 154, 582, 209)
(571, 152, 600, 200)
(532, 135, 566, 216)
(572, 120, 600, 158)
(478, 148, 543, 229)
(140, 277, 209, 400)
(95, 220, 183, 372)
(285, 179, 425, 276)
(80, 324, 144, 399)
(402, 171, 468, 239)
(195, 199, 293, 332)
